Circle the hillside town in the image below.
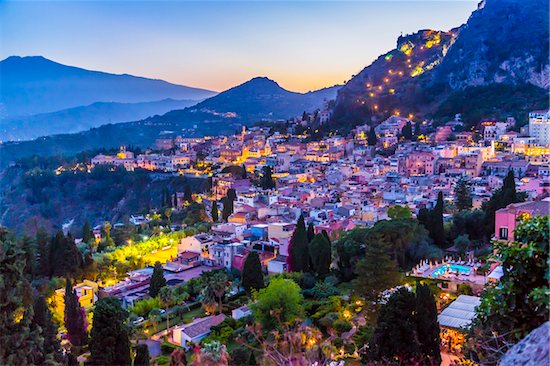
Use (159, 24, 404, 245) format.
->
(45, 108, 548, 364)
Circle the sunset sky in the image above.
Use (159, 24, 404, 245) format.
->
(1, 1, 478, 93)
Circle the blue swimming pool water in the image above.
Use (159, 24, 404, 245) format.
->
(431, 264, 471, 277)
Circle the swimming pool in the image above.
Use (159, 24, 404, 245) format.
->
(431, 264, 471, 277)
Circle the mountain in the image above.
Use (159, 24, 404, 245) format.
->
(0, 78, 340, 167)
(0, 56, 216, 118)
(0, 98, 199, 141)
(333, 0, 549, 128)
(159, 77, 340, 123)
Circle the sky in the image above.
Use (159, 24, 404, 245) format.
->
(0, 0, 478, 93)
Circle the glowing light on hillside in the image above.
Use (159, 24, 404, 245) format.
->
(384, 78, 389, 83)
(374, 105, 379, 110)
(398, 71, 404, 76)
(408, 113, 414, 119)
(378, 86, 382, 91)
(394, 110, 400, 116)
(369, 92, 374, 97)
(366, 83, 371, 88)
(385, 53, 393, 61)
(389, 88, 395, 94)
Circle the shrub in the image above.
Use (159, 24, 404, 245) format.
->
(333, 319, 353, 333)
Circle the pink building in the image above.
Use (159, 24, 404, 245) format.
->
(494, 198, 550, 240)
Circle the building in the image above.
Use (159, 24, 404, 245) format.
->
(494, 198, 550, 240)
(529, 110, 550, 146)
(53, 280, 99, 314)
(172, 314, 227, 349)
(438, 295, 481, 354)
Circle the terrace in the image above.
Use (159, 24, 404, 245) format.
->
(410, 257, 489, 290)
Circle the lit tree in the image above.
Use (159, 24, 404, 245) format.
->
(251, 278, 304, 330)
(149, 261, 166, 298)
(31, 295, 65, 364)
(103, 221, 114, 248)
(165, 208, 173, 230)
(64, 278, 89, 347)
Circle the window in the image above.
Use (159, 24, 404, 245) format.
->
(499, 227, 509, 240)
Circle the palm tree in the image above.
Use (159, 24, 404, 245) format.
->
(159, 286, 173, 333)
(148, 310, 162, 334)
(164, 208, 173, 231)
(208, 271, 228, 314)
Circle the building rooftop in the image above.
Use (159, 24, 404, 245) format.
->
(438, 295, 481, 329)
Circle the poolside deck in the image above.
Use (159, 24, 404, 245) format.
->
(412, 261, 488, 286)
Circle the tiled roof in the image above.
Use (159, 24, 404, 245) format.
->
(180, 314, 226, 339)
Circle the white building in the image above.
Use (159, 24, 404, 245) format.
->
(529, 110, 550, 146)
(172, 314, 226, 349)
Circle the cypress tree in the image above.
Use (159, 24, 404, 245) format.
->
(242, 251, 264, 294)
(288, 215, 309, 272)
(149, 261, 166, 298)
(173, 192, 178, 208)
(161, 189, 166, 207)
(21, 236, 35, 281)
(454, 178, 473, 211)
(308, 233, 331, 278)
(82, 221, 93, 244)
(36, 227, 50, 277)
(89, 297, 131, 366)
(307, 223, 315, 242)
(134, 344, 150, 366)
(432, 191, 445, 247)
(260, 166, 276, 190)
(415, 283, 441, 365)
(367, 127, 377, 146)
(50, 231, 82, 277)
(64, 278, 88, 347)
(241, 164, 247, 179)
(31, 295, 65, 364)
(184, 185, 192, 202)
(402, 121, 413, 140)
(211, 200, 219, 222)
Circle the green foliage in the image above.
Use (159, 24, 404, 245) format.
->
(241, 251, 264, 294)
(471, 216, 549, 362)
(260, 165, 276, 190)
(64, 278, 89, 347)
(387, 205, 412, 220)
(89, 297, 131, 366)
(418, 192, 445, 247)
(370, 285, 440, 364)
(333, 319, 353, 334)
(150, 261, 167, 298)
(303, 279, 341, 299)
(252, 278, 304, 330)
(200, 270, 229, 314)
(130, 297, 162, 317)
(49, 230, 83, 277)
(454, 178, 473, 211)
(308, 233, 331, 278)
(134, 343, 150, 366)
(0, 238, 57, 364)
(482, 171, 526, 237)
(451, 209, 486, 243)
(453, 234, 471, 254)
(288, 215, 309, 272)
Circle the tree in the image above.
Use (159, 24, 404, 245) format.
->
(287, 215, 309, 272)
(21, 235, 35, 281)
(470, 216, 549, 363)
(159, 286, 174, 333)
(31, 295, 65, 364)
(64, 278, 89, 347)
(211, 200, 219, 223)
(134, 343, 150, 366)
(173, 192, 178, 208)
(260, 166, 276, 190)
(242, 251, 264, 294)
(432, 191, 445, 247)
(103, 221, 114, 248)
(370, 288, 419, 363)
(388, 205, 412, 220)
(89, 297, 131, 366)
(415, 283, 441, 365)
(454, 178, 473, 211)
(353, 238, 401, 302)
(308, 233, 331, 279)
(165, 208, 173, 230)
(251, 278, 304, 330)
(402, 121, 413, 140)
(367, 127, 377, 146)
(184, 185, 192, 202)
(241, 164, 247, 179)
(0, 239, 48, 365)
(36, 227, 50, 277)
(482, 170, 526, 237)
(149, 261, 166, 298)
(307, 223, 315, 242)
(206, 271, 228, 314)
(222, 189, 236, 221)
(49, 230, 82, 278)
(82, 221, 93, 244)
(161, 188, 166, 207)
